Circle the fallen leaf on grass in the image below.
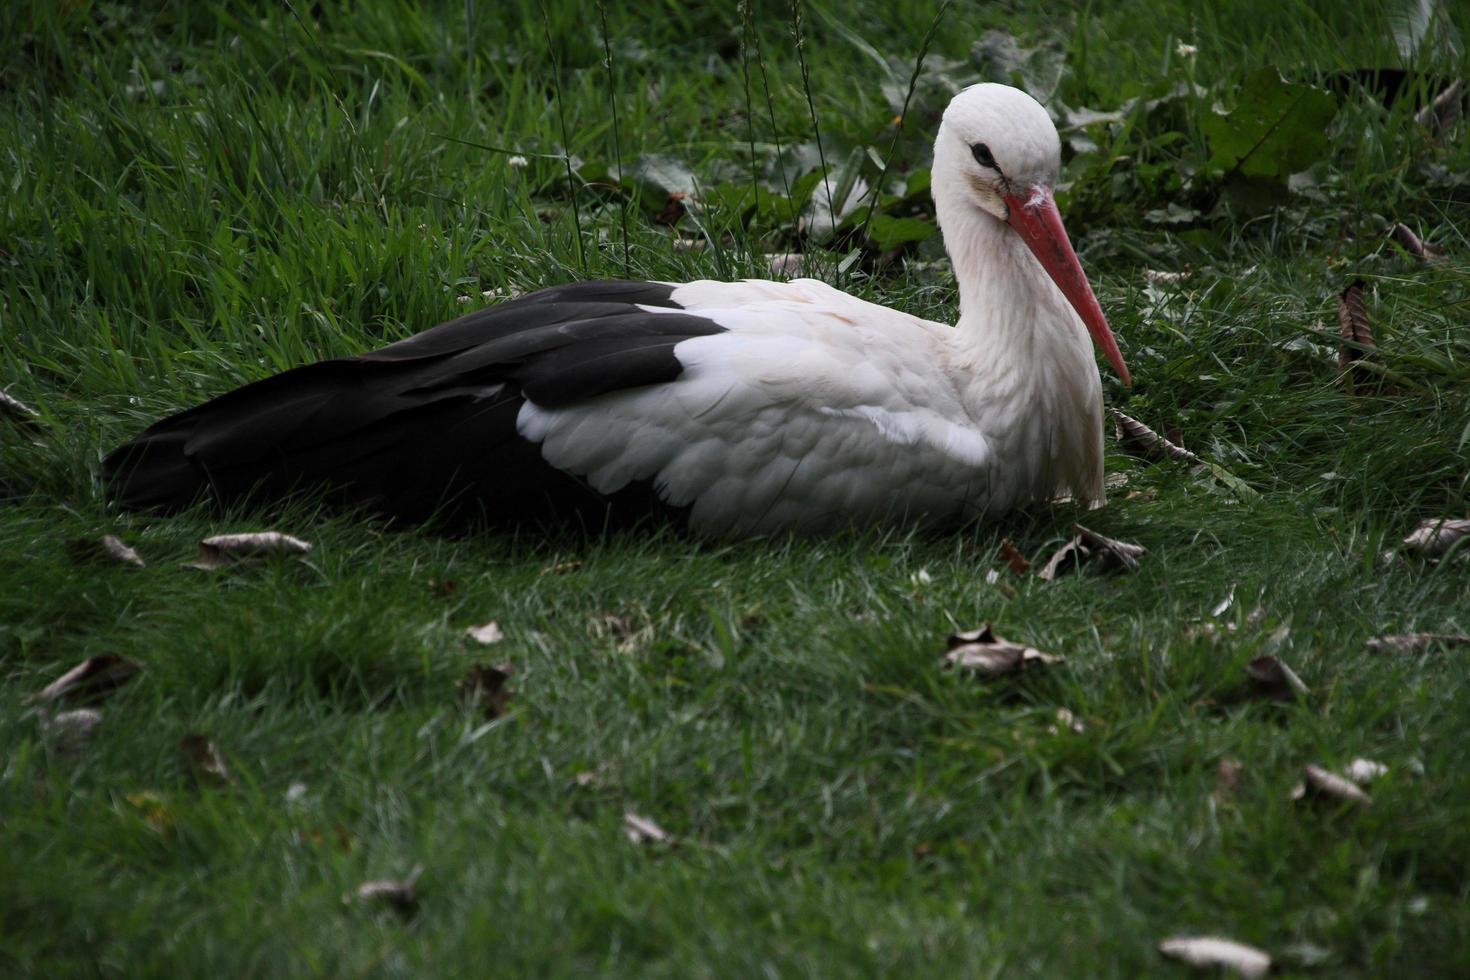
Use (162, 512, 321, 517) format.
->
(179, 734, 231, 786)
(1037, 524, 1146, 580)
(623, 811, 672, 846)
(186, 531, 312, 570)
(1158, 936, 1271, 978)
(32, 655, 141, 705)
(1290, 764, 1372, 807)
(654, 191, 692, 225)
(125, 791, 175, 835)
(998, 539, 1031, 575)
(459, 664, 514, 719)
(540, 560, 583, 576)
(354, 864, 423, 915)
(944, 625, 1064, 676)
(1400, 518, 1470, 559)
(1391, 223, 1446, 263)
(67, 534, 146, 568)
(1366, 632, 1470, 654)
(1336, 279, 1378, 392)
(1414, 79, 1463, 134)
(1, 388, 41, 427)
(38, 707, 105, 744)
(1245, 655, 1309, 702)
(464, 621, 504, 645)
(1346, 758, 1389, 783)
(1111, 410, 1202, 464)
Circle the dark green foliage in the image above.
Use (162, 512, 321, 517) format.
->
(3, 0, 1470, 976)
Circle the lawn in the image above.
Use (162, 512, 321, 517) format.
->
(3, 0, 1470, 975)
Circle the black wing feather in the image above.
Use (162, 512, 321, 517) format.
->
(101, 280, 724, 527)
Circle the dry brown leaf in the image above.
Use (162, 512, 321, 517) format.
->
(998, 539, 1031, 575)
(1158, 936, 1272, 978)
(1391, 223, 1447, 263)
(187, 531, 312, 569)
(464, 621, 504, 645)
(354, 864, 423, 914)
(944, 625, 1064, 676)
(1336, 279, 1378, 392)
(672, 237, 705, 252)
(1400, 518, 1470, 559)
(1110, 410, 1202, 464)
(1366, 632, 1470, 654)
(179, 734, 232, 786)
(1142, 268, 1190, 284)
(1037, 524, 1146, 580)
(1290, 764, 1372, 807)
(540, 560, 584, 576)
(1346, 758, 1389, 784)
(623, 811, 672, 845)
(1244, 656, 1309, 702)
(32, 654, 142, 705)
(460, 664, 514, 719)
(125, 790, 175, 834)
(654, 192, 691, 225)
(1, 388, 41, 427)
(1414, 79, 1463, 135)
(67, 534, 146, 569)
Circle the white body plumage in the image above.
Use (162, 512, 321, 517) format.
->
(519, 269, 1104, 535)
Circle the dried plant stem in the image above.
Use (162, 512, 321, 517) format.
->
(856, 1, 952, 249)
(744, 5, 794, 225)
(595, 0, 630, 276)
(788, 0, 833, 242)
(539, 2, 586, 273)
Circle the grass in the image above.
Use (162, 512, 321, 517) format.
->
(3, 0, 1470, 975)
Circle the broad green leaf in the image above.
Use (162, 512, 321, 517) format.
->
(970, 29, 1064, 100)
(1201, 68, 1337, 180)
(867, 214, 938, 250)
(629, 153, 699, 209)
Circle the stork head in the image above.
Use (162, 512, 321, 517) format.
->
(933, 84, 1129, 385)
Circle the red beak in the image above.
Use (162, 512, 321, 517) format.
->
(1003, 188, 1130, 385)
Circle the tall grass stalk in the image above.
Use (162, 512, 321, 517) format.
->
(855, 0, 952, 252)
(595, 0, 631, 276)
(539, 0, 586, 272)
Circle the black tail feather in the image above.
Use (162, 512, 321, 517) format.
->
(100, 280, 718, 529)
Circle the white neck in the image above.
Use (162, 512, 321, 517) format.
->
(934, 189, 1105, 506)
(939, 200, 1057, 371)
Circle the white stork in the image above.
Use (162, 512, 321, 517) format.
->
(103, 83, 1129, 536)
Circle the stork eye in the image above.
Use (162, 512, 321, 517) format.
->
(970, 142, 997, 169)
